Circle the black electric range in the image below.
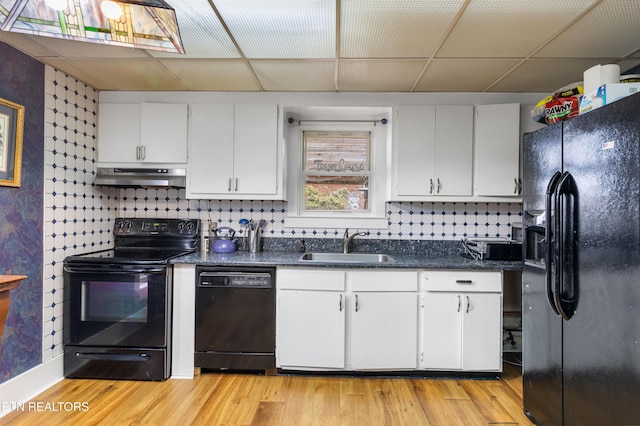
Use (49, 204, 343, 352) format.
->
(63, 218, 199, 381)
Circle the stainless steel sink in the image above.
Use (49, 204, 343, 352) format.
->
(300, 252, 396, 263)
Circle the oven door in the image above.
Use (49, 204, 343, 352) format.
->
(63, 265, 169, 348)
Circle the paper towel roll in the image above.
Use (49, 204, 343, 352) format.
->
(584, 64, 620, 94)
(601, 64, 621, 84)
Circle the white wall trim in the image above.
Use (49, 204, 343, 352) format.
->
(0, 356, 64, 418)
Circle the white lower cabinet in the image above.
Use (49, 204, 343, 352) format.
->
(420, 270, 503, 372)
(350, 291, 418, 369)
(276, 268, 418, 371)
(277, 289, 346, 369)
(276, 268, 502, 372)
(350, 270, 418, 370)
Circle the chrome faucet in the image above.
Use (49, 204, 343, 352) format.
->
(343, 228, 366, 253)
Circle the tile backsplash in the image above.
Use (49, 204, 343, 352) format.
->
(42, 65, 521, 366)
(119, 192, 522, 240)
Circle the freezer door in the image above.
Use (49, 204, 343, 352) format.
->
(522, 124, 564, 425)
(522, 265, 564, 425)
(561, 93, 640, 426)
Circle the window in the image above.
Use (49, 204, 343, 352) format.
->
(284, 107, 391, 230)
(303, 131, 371, 213)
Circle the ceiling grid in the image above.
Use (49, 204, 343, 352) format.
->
(0, 0, 638, 92)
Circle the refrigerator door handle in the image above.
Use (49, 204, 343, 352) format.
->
(555, 171, 577, 320)
(545, 171, 563, 315)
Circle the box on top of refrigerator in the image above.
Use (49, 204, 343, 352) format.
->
(579, 82, 640, 114)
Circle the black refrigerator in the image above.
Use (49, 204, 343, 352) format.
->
(522, 92, 640, 426)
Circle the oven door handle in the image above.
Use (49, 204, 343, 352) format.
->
(74, 352, 151, 362)
(64, 267, 166, 274)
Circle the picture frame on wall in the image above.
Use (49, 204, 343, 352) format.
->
(0, 97, 25, 187)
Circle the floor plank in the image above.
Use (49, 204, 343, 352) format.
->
(2, 364, 532, 425)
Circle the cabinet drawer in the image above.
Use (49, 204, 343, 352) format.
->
(277, 268, 345, 291)
(421, 271, 501, 292)
(349, 270, 418, 292)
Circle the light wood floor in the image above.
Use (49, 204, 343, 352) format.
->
(2, 363, 532, 425)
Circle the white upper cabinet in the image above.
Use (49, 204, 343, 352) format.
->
(187, 103, 283, 200)
(97, 103, 188, 165)
(474, 103, 521, 197)
(393, 104, 473, 200)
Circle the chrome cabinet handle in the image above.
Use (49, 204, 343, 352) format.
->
(437, 178, 441, 193)
(141, 145, 145, 160)
(339, 294, 343, 312)
(227, 178, 232, 192)
(235, 178, 238, 192)
(466, 295, 470, 313)
(136, 146, 140, 160)
(514, 178, 519, 194)
(355, 294, 359, 312)
(429, 178, 434, 194)
(456, 280, 472, 284)
(457, 295, 461, 312)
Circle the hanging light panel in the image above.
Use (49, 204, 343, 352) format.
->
(0, 0, 185, 54)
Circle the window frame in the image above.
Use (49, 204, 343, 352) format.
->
(284, 114, 390, 230)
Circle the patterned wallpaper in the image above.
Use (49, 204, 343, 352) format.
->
(2, 55, 521, 383)
(0, 43, 45, 382)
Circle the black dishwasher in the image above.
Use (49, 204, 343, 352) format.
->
(195, 266, 275, 371)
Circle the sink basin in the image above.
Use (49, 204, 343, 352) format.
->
(300, 252, 396, 264)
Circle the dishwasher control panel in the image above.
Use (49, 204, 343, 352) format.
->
(198, 269, 273, 288)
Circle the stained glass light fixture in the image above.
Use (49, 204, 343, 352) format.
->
(0, 0, 184, 54)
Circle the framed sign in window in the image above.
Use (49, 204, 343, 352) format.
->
(0, 97, 25, 187)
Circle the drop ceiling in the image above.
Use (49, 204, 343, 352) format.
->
(1, 0, 639, 93)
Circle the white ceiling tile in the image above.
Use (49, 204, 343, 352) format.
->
(0, 32, 61, 57)
(534, 0, 640, 58)
(213, 0, 335, 58)
(341, 0, 466, 58)
(155, 1, 240, 59)
(50, 59, 189, 91)
(160, 59, 260, 90)
(438, 0, 599, 58)
(250, 60, 335, 91)
(489, 59, 606, 92)
(338, 60, 426, 91)
(415, 59, 522, 92)
(23, 35, 150, 59)
(43, 59, 117, 90)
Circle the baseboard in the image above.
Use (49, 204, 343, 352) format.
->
(0, 356, 64, 418)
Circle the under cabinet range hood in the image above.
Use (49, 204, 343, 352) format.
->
(94, 167, 186, 188)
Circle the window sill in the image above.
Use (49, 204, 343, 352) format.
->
(284, 215, 389, 230)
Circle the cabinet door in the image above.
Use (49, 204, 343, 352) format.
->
(421, 292, 462, 370)
(187, 104, 235, 196)
(233, 104, 279, 195)
(140, 103, 188, 163)
(350, 292, 418, 370)
(395, 105, 436, 196)
(434, 105, 473, 196)
(475, 103, 521, 196)
(276, 290, 345, 369)
(97, 103, 141, 163)
(461, 292, 502, 371)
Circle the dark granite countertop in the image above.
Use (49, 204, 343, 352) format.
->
(172, 238, 522, 271)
